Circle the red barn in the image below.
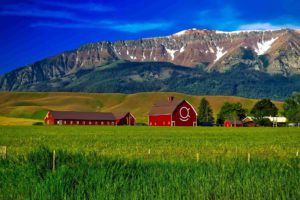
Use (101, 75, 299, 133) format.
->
(44, 111, 135, 126)
(149, 97, 197, 126)
(224, 120, 243, 127)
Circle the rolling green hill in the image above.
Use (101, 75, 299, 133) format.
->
(0, 92, 283, 125)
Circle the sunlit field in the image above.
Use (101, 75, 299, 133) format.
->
(0, 126, 299, 199)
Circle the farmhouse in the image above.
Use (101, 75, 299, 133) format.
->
(242, 117, 256, 127)
(264, 116, 287, 127)
(44, 111, 135, 126)
(224, 120, 243, 127)
(148, 96, 197, 126)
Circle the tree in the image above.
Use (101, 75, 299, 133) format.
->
(197, 98, 214, 125)
(250, 99, 278, 125)
(217, 102, 247, 126)
(282, 93, 300, 123)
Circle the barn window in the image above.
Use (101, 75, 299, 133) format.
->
(112, 122, 114, 125)
(63, 121, 66, 124)
(83, 121, 86, 125)
(101, 122, 104, 125)
(70, 121, 73, 125)
(89, 121, 92, 125)
(95, 121, 98, 125)
(57, 121, 59, 125)
(77, 121, 79, 125)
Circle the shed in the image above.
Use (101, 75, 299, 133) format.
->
(224, 120, 243, 127)
(242, 117, 256, 127)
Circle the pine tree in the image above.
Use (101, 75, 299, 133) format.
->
(250, 99, 278, 123)
(282, 94, 300, 123)
(197, 98, 214, 125)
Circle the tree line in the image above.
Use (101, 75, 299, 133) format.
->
(197, 93, 300, 126)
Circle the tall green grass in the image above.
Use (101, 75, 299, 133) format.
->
(0, 126, 299, 160)
(0, 146, 299, 200)
(0, 126, 299, 199)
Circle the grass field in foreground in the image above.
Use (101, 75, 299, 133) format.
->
(0, 126, 299, 160)
(0, 126, 299, 199)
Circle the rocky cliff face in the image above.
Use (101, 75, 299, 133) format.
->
(1, 28, 300, 91)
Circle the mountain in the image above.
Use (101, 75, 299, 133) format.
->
(0, 28, 300, 99)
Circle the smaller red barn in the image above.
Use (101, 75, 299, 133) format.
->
(224, 120, 243, 127)
(44, 111, 135, 126)
(149, 96, 197, 126)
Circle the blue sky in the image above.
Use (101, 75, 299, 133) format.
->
(1, 0, 300, 74)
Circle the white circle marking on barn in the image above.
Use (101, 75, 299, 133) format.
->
(179, 107, 190, 121)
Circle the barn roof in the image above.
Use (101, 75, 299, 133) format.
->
(49, 111, 129, 120)
(112, 112, 132, 119)
(149, 99, 184, 115)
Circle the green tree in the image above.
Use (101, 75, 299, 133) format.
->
(197, 98, 214, 124)
(217, 102, 247, 126)
(282, 93, 300, 123)
(250, 99, 278, 125)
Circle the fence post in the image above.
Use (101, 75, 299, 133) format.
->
(196, 153, 199, 162)
(248, 153, 250, 163)
(297, 151, 299, 157)
(52, 150, 56, 172)
(148, 149, 151, 155)
(0, 146, 7, 159)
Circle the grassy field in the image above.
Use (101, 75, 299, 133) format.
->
(0, 126, 299, 199)
(0, 116, 42, 125)
(0, 92, 283, 125)
(0, 126, 299, 159)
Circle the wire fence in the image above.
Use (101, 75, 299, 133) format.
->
(1, 145, 299, 163)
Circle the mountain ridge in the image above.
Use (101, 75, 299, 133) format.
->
(1, 28, 300, 99)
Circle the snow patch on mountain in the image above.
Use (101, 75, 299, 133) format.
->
(173, 28, 197, 36)
(209, 47, 215, 53)
(214, 47, 227, 63)
(165, 47, 178, 60)
(255, 37, 278, 55)
(179, 46, 185, 53)
(215, 30, 276, 35)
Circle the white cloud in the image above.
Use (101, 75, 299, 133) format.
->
(41, 1, 115, 12)
(0, 4, 75, 19)
(111, 22, 172, 33)
(31, 21, 173, 33)
(238, 23, 300, 30)
(1, 3, 172, 33)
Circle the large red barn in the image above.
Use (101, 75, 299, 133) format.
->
(44, 111, 135, 126)
(149, 97, 197, 126)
